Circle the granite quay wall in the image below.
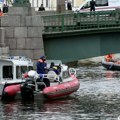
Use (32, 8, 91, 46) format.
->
(0, 27, 9, 56)
(0, 7, 44, 68)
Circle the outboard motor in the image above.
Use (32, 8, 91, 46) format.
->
(21, 70, 36, 101)
(36, 77, 50, 91)
(21, 77, 35, 101)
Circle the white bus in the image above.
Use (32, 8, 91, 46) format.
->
(73, 0, 120, 13)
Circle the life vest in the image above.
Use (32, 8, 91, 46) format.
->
(105, 54, 113, 62)
(0, 12, 4, 16)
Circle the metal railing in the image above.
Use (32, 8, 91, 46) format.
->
(42, 10, 120, 33)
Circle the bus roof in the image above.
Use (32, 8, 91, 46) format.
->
(0, 56, 33, 66)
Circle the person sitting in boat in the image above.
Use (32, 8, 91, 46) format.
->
(105, 54, 115, 62)
(49, 62, 61, 75)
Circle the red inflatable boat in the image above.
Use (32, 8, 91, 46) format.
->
(43, 76, 80, 99)
(1, 68, 80, 101)
(1, 84, 21, 100)
(4, 84, 21, 96)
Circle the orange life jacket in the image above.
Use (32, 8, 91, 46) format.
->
(105, 54, 113, 62)
(0, 12, 4, 16)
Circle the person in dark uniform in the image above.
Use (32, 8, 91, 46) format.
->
(90, 0, 96, 11)
(36, 55, 50, 87)
(38, 4, 45, 11)
(67, 1, 72, 10)
(36, 55, 47, 74)
(49, 62, 60, 75)
(3, 4, 8, 13)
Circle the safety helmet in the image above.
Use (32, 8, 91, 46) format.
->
(40, 55, 46, 60)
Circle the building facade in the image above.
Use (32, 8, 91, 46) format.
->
(30, 0, 84, 11)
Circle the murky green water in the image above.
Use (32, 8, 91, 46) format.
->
(0, 65, 120, 120)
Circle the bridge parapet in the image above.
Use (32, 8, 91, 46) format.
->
(42, 10, 120, 33)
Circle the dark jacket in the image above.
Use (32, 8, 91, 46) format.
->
(67, 2, 72, 10)
(38, 6, 45, 11)
(90, 0, 96, 8)
(49, 65, 61, 75)
(3, 5, 8, 13)
(36, 59, 47, 74)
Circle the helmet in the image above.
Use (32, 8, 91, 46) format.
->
(28, 70, 37, 78)
(40, 55, 46, 60)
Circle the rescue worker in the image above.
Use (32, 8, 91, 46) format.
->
(38, 4, 45, 11)
(105, 54, 114, 62)
(49, 62, 61, 75)
(0, 9, 4, 16)
(90, 0, 96, 12)
(36, 55, 47, 74)
(36, 55, 50, 87)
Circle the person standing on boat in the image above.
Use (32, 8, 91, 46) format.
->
(36, 56, 50, 87)
(36, 55, 47, 74)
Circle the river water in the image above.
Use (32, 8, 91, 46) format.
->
(0, 65, 120, 120)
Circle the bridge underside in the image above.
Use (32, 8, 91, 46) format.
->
(43, 31, 120, 63)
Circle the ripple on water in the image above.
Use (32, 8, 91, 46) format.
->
(0, 65, 120, 120)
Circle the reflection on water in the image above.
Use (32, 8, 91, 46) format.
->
(0, 65, 120, 120)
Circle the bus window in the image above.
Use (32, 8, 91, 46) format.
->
(3, 66, 13, 79)
(28, 66, 33, 71)
(16, 66, 21, 79)
(21, 66, 27, 74)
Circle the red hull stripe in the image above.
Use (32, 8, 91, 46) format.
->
(43, 78, 80, 98)
(4, 84, 21, 96)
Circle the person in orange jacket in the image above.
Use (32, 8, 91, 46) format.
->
(105, 54, 114, 62)
(105, 54, 120, 64)
(36, 55, 50, 87)
(0, 9, 4, 16)
(36, 55, 47, 74)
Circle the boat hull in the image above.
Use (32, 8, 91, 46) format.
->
(19, 76, 80, 101)
(43, 77, 80, 99)
(1, 84, 21, 100)
(1, 75, 80, 101)
(102, 60, 120, 70)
